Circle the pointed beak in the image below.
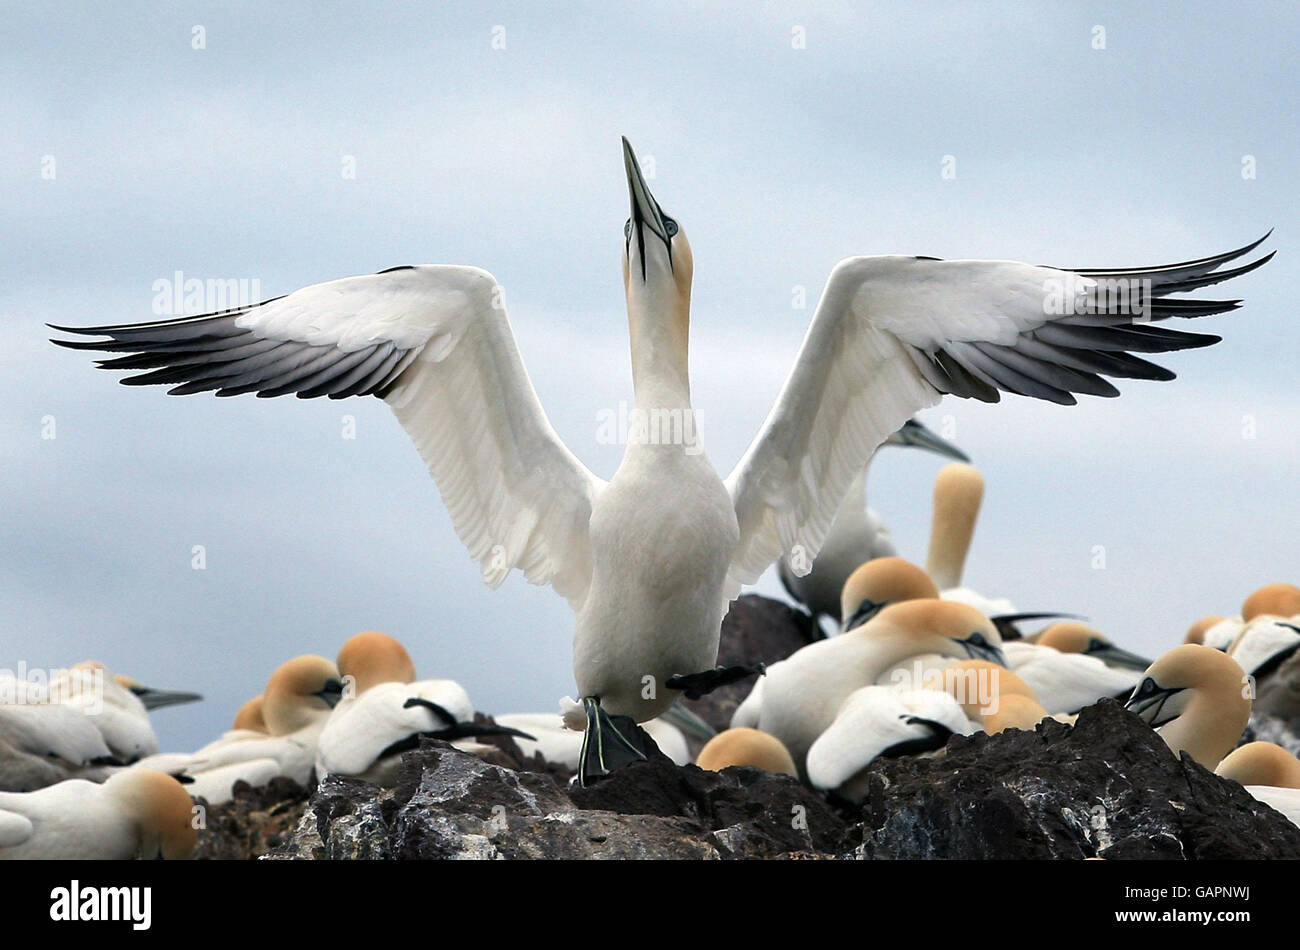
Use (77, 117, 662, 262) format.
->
(623, 137, 671, 266)
(315, 680, 345, 709)
(131, 686, 204, 711)
(1123, 677, 1181, 727)
(895, 419, 970, 462)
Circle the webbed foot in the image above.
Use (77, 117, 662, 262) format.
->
(577, 696, 649, 787)
(666, 663, 766, 701)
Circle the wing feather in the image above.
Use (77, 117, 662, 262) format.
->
(725, 239, 1269, 593)
(52, 266, 605, 607)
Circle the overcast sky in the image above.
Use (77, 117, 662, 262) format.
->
(2, 2, 1296, 751)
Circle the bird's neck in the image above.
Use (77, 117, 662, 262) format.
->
(1162, 688, 1249, 769)
(627, 289, 692, 411)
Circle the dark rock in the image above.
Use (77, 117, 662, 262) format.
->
(268, 735, 843, 860)
(855, 699, 1300, 859)
(683, 594, 816, 737)
(191, 776, 311, 860)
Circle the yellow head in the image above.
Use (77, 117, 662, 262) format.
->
(840, 557, 939, 631)
(336, 630, 417, 694)
(696, 728, 797, 777)
(262, 655, 345, 735)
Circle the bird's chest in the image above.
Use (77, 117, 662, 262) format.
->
(588, 449, 737, 594)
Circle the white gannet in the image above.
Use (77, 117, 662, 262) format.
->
(777, 418, 967, 632)
(1225, 616, 1300, 680)
(0, 768, 196, 860)
(316, 630, 533, 786)
(1033, 621, 1153, 672)
(0, 702, 116, 792)
(733, 599, 1006, 774)
(46, 662, 202, 764)
(805, 684, 977, 802)
(838, 556, 940, 633)
(139, 655, 343, 804)
(1123, 643, 1251, 769)
(53, 138, 1271, 785)
(694, 727, 797, 776)
(1001, 637, 1140, 715)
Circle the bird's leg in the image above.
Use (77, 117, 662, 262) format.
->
(666, 663, 766, 701)
(577, 696, 649, 787)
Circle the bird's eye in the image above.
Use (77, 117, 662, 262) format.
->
(664, 218, 679, 237)
(624, 220, 632, 238)
(967, 632, 987, 646)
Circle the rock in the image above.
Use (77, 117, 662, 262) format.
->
(683, 594, 816, 736)
(855, 699, 1300, 859)
(268, 735, 844, 860)
(191, 776, 312, 860)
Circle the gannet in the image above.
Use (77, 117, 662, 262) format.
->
(838, 556, 940, 632)
(980, 694, 1053, 734)
(1197, 616, 1245, 652)
(53, 138, 1271, 784)
(921, 658, 1041, 725)
(1001, 638, 1140, 715)
(46, 662, 201, 764)
(317, 631, 533, 785)
(1216, 741, 1300, 789)
(805, 684, 977, 802)
(1185, 615, 1228, 646)
(777, 418, 967, 632)
(1123, 644, 1251, 769)
(138, 655, 343, 804)
(1033, 621, 1152, 672)
(0, 702, 116, 792)
(1216, 742, 1300, 827)
(1225, 616, 1300, 680)
(732, 599, 1006, 774)
(694, 727, 797, 776)
(0, 768, 196, 860)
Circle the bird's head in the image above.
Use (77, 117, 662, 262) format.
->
(621, 137, 692, 335)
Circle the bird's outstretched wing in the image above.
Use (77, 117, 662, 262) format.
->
(52, 265, 606, 608)
(724, 234, 1272, 597)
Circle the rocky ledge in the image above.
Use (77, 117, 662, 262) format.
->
(187, 595, 1300, 860)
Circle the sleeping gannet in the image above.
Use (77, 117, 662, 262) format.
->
(137, 655, 343, 804)
(694, 727, 797, 776)
(316, 631, 532, 785)
(732, 599, 1006, 775)
(52, 138, 1271, 785)
(839, 557, 940, 632)
(1001, 638, 1140, 715)
(777, 418, 967, 632)
(1123, 644, 1251, 769)
(0, 702, 117, 792)
(805, 683, 976, 802)
(1033, 621, 1152, 672)
(0, 768, 196, 860)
